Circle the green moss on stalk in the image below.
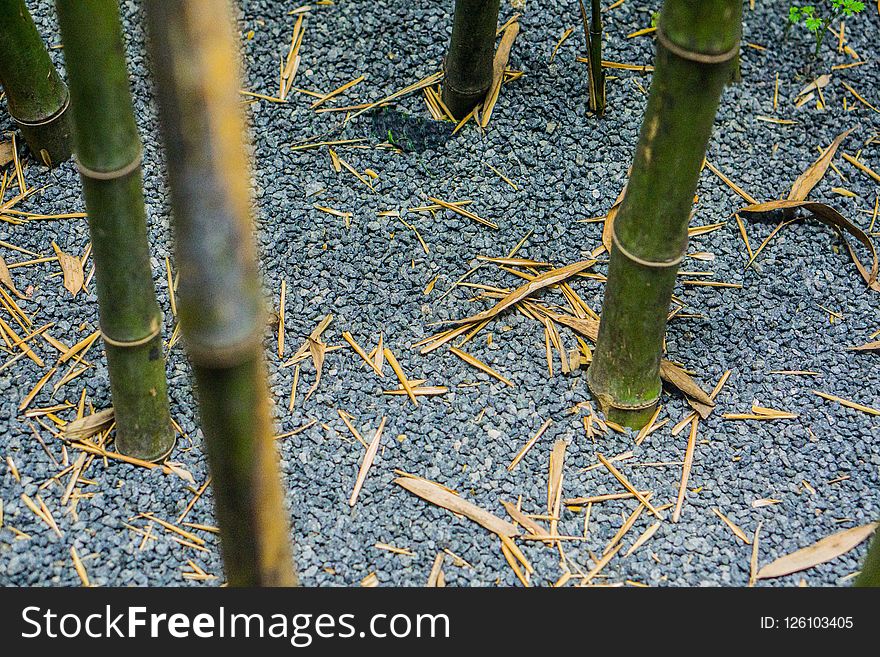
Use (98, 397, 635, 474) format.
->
(587, 0, 741, 429)
(0, 0, 71, 165)
(856, 532, 880, 587)
(57, 0, 173, 460)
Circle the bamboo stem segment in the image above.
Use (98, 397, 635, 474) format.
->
(56, 0, 174, 461)
(145, 0, 297, 586)
(442, 0, 501, 119)
(856, 532, 880, 587)
(587, 0, 741, 428)
(0, 0, 71, 165)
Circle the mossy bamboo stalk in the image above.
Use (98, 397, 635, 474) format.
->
(587, 0, 741, 428)
(856, 532, 880, 587)
(55, 0, 174, 461)
(145, 0, 297, 586)
(442, 0, 501, 119)
(0, 0, 71, 165)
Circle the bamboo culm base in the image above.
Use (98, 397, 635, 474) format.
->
(0, 0, 71, 165)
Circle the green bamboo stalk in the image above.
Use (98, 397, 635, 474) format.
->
(0, 0, 71, 165)
(442, 0, 501, 119)
(145, 0, 297, 587)
(55, 0, 174, 461)
(856, 532, 880, 587)
(587, 0, 741, 429)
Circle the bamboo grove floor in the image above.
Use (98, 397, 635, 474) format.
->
(1, 0, 879, 586)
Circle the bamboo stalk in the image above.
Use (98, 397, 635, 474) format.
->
(579, 0, 606, 116)
(144, 0, 297, 587)
(856, 532, 880, 587)
(442, 0, 501, 119)
(587, 0, 741, 428)
(0, 0, 71, 165)
(56, 0, 174, 460)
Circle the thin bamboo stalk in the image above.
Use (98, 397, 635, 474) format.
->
(0, 0, 71, 165)
(442, 0, 501, 119)
(589, 0, 605, 115)
(579, 0, 606, 116)
(587, 0, 741, 428)
(56, 0, 174, 460)
(856, 532, 880, 587)
(145, 0, 297, 587)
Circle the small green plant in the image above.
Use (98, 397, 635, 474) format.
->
(788, 0, 865, 57)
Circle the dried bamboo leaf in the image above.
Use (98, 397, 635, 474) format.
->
(848, 340, 880, 352)
(757, 523, 877, 579)
(349, 417, 386, 506)
(554, 314, 600, 341)
(51, 242, 84, 297)
(448, 346, 513, 386)
(659, 360, 714, 408)
(165, 461, 196, 485)
(501, 500, 548, 536)
(481, 21, 520, 127)
(712, 507, 751, 545)
(602, 184, 628, 252)
(63, 408, 114, 441)
(740, 200, 878, 290)
(304, 336, 326, 400)
(426, 553, 445, 587)
(450, 260, 595, 327)
(788, 128, 853, 201)
(395, 477, 520, 538)
(0, 140, 13, 166)
(0, 256, 26, 299)
(547, 440, 567, 516)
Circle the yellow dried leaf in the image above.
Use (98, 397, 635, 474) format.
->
(757, 523, 877, 579)
(395, 477, 520, 538)
(788, 128, 853, 201)
(51, 242, 84, 297)
(659, 360, 714, 407)
(0, 256, 26, 299)
(741, 200, 878, 290)
(449, 260, 596, 326)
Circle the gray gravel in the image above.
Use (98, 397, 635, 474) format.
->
(1, 0, 878, 587)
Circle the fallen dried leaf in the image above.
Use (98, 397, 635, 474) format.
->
(659, 360, 714, 407)
(740, 200, 878, 290)
(63, 408, 114, 441)
(0, 256, 26, 299)
(788, 128, 853, 202)
(51, 242, 84, 297)
(757, 523, 877, 579)
(395, 477, 519, 537)
(449, 261, 596, 327)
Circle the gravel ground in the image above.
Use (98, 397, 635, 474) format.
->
(1, 0, 878, 587)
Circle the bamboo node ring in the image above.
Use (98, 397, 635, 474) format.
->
(11, 92, 70, 126)
(100, 320, 161, 348)
(587, 379, 661, 412)
(606, 395, 661, 411)
(655, 27, 740, 65)
(76, 146, 143, 181)
(612, 229, 684, 269)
